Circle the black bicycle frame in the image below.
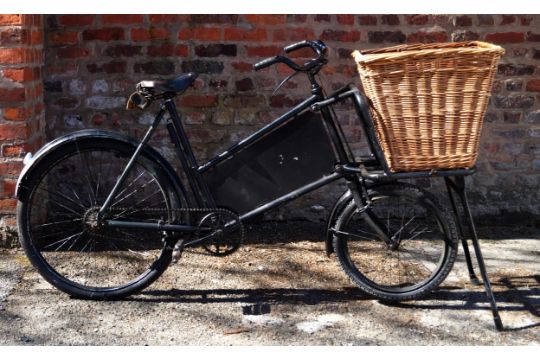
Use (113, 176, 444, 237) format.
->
(100, 81, 392, 241)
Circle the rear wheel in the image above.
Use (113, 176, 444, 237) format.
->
(17, 138, 186, 299)
(333, 183, 458, 301)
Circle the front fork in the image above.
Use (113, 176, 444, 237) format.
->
(345, 175, 393, 246)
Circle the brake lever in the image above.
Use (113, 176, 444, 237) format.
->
(272, 70, 301, 95)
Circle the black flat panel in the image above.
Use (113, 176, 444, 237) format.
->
(202, 111, 337, 214)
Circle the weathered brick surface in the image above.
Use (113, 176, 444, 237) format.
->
(37, 14, 540, 225)
(0, 14, 539, 245)
(0, 15, 44, 245)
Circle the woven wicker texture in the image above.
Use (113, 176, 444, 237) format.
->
(353, 41, 504, 172)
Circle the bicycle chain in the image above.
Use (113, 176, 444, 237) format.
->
(90, 206, 245, 247)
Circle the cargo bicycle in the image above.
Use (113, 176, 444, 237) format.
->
(15, 40, 503, 329)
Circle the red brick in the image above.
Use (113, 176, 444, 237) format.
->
(0, 48, 27, 64)
(358, 15, 377, 25)
(485, 32, 524, 44)
(0, 88, 25, 103)
(0, 124, 28, 140)
(2, 68, 35, 83)
(104, 44, 142, 57)
(0, 199, 17, 213)
(232, 62, 253, 72)
(0, 160, 23, 175)
(92, 113, 105, 126)
(320, 30, 360, 42)
(314, 15, 331, 23)
(526, 79, 540, 92)
(30, 30, 43, 45)
(147, 43, 176, 57)
(337, 15, 354, 25)
(270, 95, 299, 108)
(58, 15, 94, 27)
(175, 45, 188, 57)
(2, 107, 31, 121)
(0, 14, 22, 25)
(87, 61, 126, 74)
(244, 15, 286, 25)
(101, 14, 144, 25)
(179, 28, 221, 42)
(223, 28, 266, 41)
(455, 15, 472, 26)
(1, 179, 17, 198)
(405, 15, 428, 25)
(235, 78, 254, 92)
(190, 15, 238, 24)
(408, 31, 448, 43)
(273, 28, 315, 42)
(381, 15, 400, 25)
(194, 44, 236, 57)
(48, 31, 79, 46)
(287, 15, 307, 23)
(56, 46, 90, 59)
(83, 28, 125, 42)
(527, 32, 540, 42)
(246, 46, 281, 57)
(47, 61, 78, 77)
(179, 95, 218, 108)
(149, 15, 188, 24)
(520, 16, 533, 26)
(500, 15, 516, 25)
(131, 28, 170, 41)
(0, 28, 28, 46)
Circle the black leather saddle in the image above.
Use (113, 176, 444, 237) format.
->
(138, 72, 198, 94)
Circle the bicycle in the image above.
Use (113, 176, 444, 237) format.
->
(15, 40, 500, 329)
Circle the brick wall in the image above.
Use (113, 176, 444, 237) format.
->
(0, 14, 44, 246)
(1, 14, 539, 245)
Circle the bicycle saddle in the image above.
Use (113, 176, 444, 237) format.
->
(138, 72, 198, 94)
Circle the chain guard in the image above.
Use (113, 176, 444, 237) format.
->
(105, 206, 244, 256)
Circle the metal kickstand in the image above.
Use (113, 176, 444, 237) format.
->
(444, 176, 504, 331)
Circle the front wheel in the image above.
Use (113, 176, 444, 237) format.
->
(332, 183, 458, 301)
(17, 137, 186, 300)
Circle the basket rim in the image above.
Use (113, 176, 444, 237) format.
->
(352, 41, 505, 64)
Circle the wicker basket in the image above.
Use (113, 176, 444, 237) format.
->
(352, 41, 504, 172)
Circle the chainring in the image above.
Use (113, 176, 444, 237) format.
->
(196, 210, 244, 257)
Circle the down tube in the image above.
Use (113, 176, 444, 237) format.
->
(239, 172, 343, 221)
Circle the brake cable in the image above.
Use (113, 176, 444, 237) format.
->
(272, 70, 301, 95)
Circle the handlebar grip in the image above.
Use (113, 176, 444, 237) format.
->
(253, 56, 280, 71)
(284, 40, 310, 53)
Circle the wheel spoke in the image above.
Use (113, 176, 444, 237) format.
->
(334, 185, 457, 300)
(22, 143, 178, 296)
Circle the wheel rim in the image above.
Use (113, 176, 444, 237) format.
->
(25, 144, 173, 291)
(340, 191, 449, 294)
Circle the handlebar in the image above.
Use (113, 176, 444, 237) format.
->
(253, 40, 328, 73)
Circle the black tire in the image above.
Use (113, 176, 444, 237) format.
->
(17, 138, 186, 300)
(332, 182, 458, 301)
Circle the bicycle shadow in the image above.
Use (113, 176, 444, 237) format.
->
(136, 276, 539, 332)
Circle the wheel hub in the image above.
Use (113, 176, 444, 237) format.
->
(83, 206, 103, 231)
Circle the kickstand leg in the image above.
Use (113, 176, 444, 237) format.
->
(447, 176, 503, 331)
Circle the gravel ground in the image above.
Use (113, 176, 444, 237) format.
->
(0, 224, 538, 345)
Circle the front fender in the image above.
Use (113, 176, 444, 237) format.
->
(15, 130, 188, 206)
(325, 189, 353, 255)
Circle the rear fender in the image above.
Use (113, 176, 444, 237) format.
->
(15, 130, 188, 206)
